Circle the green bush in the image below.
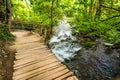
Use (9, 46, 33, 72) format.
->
(73, 18, 120, 43)
(0, 24, 15, 41)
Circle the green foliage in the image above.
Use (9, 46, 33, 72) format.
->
(106, 30, 120, 43)
(73, 17, 120, 43)
(71, 0, 120, 43)
(12, 0, 63, 29)
(0, 24, 15, 41)
(11, 0, 120, 43)
(12, 0, 40, 24)
(31, 0, 63, 27)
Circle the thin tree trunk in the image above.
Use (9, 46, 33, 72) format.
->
(8, 0, 12, 31)
(25, 0, 31, 16)
(0, 0, 5, 23)
(89, 0, 93, 21)
(94, 0, 103, 20)
(110, 0, 114, 14)
(83, 1, 88, 19)
(50, 0, 55, 34)
(5, 0, 12, 31)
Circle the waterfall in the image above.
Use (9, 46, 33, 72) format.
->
(49, 20, 82, 62)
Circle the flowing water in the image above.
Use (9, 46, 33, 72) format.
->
(49, 20, 82, 62)
(49, 20, 120, 80)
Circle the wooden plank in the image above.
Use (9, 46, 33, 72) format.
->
(17, 46, 47, 53)
(13, 58, 58, 76)
(13, 62, 62, 80)
(41, 69, 70, 80)
(15, 50, 52, 61)
(28, 66, 67, 80)
(14, 54, 54, 69)
(16, 49, 51, 57)
(15, 50, 51, 60)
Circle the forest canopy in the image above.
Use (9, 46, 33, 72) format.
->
(11, 0, 120, 43)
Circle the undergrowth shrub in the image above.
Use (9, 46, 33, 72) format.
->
(0, 24, 15, 41)
(73, 18, 120, 43)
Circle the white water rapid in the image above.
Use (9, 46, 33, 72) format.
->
(49, 20, 82, 62)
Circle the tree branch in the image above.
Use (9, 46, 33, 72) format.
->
(112, 22, 120, 26)
(101, 5, 120, 12)
(101, 14, 120, 22)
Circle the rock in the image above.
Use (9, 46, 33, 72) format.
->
(112, 42, 120, 49)
(65, 43, 120, 80)
(103, 42, 113, 47)
(82, 41, 97, 49)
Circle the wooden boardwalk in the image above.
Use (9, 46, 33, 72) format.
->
(12, 31, 78, 80)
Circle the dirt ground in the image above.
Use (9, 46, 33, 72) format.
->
(0, 41, 16, 80)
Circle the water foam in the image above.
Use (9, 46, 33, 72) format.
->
(49, 20, 81, 62)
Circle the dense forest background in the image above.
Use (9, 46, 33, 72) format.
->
(0, 0, 120, 80)
(11, 0, 120, 43)
(0, 0, 120, 43)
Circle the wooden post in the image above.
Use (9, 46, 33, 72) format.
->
(44, 28, 47, 38)
(40, 26, 43, 36)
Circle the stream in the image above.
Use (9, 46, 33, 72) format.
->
(49, 20, 120, 80)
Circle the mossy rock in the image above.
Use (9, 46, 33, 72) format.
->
(82, 41, 97, 49)
(0, 24, 15, 41)
(112, 42, 120, 49)
(105, 48, 113, 54)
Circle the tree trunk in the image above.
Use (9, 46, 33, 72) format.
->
(89, 0, 94, 21)
(0, 0, 12, 31)
(94, 0, 103, 20)
(110, 0, 114, 14)
(50, 0, 55, 34)
(5, 0, 12, 31)
(0, 0, 5, 23)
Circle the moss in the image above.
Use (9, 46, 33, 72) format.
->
(82, 41, 97, 49)
(0, 24, 15, 41)
(112, 42, 120, 49)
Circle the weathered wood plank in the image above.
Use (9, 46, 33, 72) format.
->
(28, 66, 67, 80)
(13, 62, 62, 80)
(14, 58, 58, 76)
(14, 53, 54, 68)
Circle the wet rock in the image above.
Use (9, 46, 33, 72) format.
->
(103, 42, 113, 47)
(65, 43, 120, 80)
(112, 42, 120, 49)
(81, 41, 97, 49)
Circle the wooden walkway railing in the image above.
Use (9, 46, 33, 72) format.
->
(12, 31, 78, 80)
